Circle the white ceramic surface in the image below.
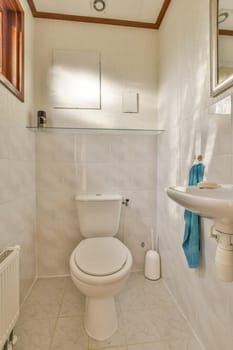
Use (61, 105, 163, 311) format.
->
(76, 194, 122, 238)
(70, 242, 132, 340)
(70, 194, 133, 340)
(166, 185, 233, 221)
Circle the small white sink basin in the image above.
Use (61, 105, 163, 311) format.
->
(166, 184, 233, 282)
(166, 185, 233, 230)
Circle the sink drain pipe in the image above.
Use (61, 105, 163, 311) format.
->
(210, 225, 233, 282)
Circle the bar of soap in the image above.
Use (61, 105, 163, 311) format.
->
(198, 181, 220, 189)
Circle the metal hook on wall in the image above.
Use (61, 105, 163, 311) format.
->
(122, 198, 130, 207)
(194, 154, 203, 162)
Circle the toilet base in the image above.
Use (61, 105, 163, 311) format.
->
(84, 296, 118, 341)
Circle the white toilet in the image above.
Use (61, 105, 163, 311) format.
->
(70, 194, 133, 341)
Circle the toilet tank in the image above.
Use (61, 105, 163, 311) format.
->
(75, 194, 122, 238)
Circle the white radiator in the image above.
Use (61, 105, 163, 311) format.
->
(0, 246, 20, 350)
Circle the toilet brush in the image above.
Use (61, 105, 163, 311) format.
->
(144, 229, 161, 280)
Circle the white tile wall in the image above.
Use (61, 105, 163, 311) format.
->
(157, 0, 233, 349)
(36, 133, 157, 275)
(33, 14, 160, 274)
(0, 0, 36, 301)
(1, 2, 232, 348)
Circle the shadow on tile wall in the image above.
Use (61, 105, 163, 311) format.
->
(157, 0, 233, 349)
(0, 0, 36, 302)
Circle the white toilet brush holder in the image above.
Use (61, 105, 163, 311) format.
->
(144, 229, 161, 280)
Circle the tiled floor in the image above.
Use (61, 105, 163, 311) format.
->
(14, 273, 202, 350)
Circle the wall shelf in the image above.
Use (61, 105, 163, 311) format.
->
(26, 126, 165, 135)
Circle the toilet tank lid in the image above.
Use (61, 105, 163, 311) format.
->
(75, 194, 122, 201)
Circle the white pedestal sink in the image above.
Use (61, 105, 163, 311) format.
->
(166, 184, 233, 282)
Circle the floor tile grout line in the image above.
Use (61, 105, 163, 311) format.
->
(54, 314, 85, 319)
(162, 279, 206, 350)
(48, 277, 69, 350)
(36, 274, 71, 279)
(125, 334, 197, 347)
(88, 321, 90, 350)
(47, 314, 60, 350)
(16, 273, 203, 350)
(90, 347, 128, 350)
(19, 276, 38, 308)
(124, 336, 192, 350)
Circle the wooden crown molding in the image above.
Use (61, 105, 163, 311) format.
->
(26, 0, 36, 15)
(154, 0, 171, 29)
(219, 29, 233, 36)
(26, 0, 171, 30)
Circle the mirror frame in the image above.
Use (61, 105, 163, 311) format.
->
(210, 0, 233, 96)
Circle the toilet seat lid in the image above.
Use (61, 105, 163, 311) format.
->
(74, 237, 128, 276)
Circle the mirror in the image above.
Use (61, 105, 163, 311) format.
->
(210, 0, 233, 96)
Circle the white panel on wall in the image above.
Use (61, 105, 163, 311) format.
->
(51, 49, 101, 109)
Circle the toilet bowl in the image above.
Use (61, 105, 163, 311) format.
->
(70, 237, 132, 340)
(70, 194, 133, 340)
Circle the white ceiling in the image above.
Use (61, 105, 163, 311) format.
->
(33, 0, 164, 23)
